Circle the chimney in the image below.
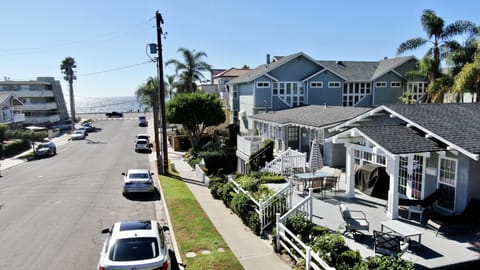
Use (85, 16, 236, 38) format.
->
(266, 54, 271, 64)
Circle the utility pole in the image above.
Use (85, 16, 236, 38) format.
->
(156, 11, 169, 174)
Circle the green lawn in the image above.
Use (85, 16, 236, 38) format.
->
(159, 175, 243, 270)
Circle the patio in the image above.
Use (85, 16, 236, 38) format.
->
(270, 171, 480, 269)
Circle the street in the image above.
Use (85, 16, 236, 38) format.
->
(0, 115, 158, 269)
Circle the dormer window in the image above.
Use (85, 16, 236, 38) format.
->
(310, 81, 323, 88)
(256, 81, 270, 88)
(375, 81, 387, 88)
(328, 81, 341, 88)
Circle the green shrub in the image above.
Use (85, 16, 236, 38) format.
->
(236, 175, 260, 193)
(230, 193, 254, 219)
(336, 249, 362, 270)
(285, 213, 315, 242)
(312, 233, 349, 267)
(2, 139, 31, 158)
(247, 211, 261, 235)
(220, 183, 235, 207)
(208, 176, 224, 188)
(260, 174, 286, 184)
(311, 225, 330, 238)
(209, 181, 224, 200)
(353, 255, 415, 270)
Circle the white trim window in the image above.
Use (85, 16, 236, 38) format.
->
(406, 81, 427, 102)
(390, 81, 402, 88)
(272, 82, 304, 107)
(310, 81, 323, 88)
(328, 81, 341, 88)
(437, 157, 457, 211)
(342, 82, 371, 107)
(375, 81, 387, 88)
(256, 81, 270, 88)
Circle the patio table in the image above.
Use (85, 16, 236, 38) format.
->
(294, 171, 334, 195)
(381, 220, 423, 246)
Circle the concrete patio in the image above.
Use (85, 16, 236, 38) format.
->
(270, 172, 480, 269)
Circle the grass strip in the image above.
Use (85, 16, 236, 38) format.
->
(160, 175, 243, 270)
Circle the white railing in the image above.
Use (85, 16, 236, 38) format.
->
(228, 175, 292, 234)
(276, 188, 335, 270)
(236, 135, 265, 156)
(263, 148, 307, 175)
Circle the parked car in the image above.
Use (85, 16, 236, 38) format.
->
(135, 134, 150, 142)
(34, 141, 56, 158)
(81, 122, 96, 132)
(122, 169, 155, 195)
(71, 130, 86, 140)
(135, 139, 152, 153)
(77, 126, 89, 135)
(138, 116, 148, 127)
(98, 220, 171, 270)
(105, 111, 123, 117)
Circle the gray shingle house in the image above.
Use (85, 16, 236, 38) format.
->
(228, 52, 423, 135)
(247, 105, 370, 168)
(328, 103, 480, 219)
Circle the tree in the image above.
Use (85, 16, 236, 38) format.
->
(135, 77, 162, 168)
(60, 57, 77, 130)
(166, 92, 225, 151)
(454, 40, 480, 102)
(165, 48, 212, 93)
(164, 74, 176, 99)
(397, 9, 477, 102)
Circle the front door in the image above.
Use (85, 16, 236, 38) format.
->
(398, 154, 425, 199)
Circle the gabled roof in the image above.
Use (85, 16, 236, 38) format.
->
(249, 105, 371, 128)
(318, 61, 378, 82)
(214, 68, 250, 78)
(228, 53, 417, 85)
(357, 125, 444, 154)
(371, 56, 416, 81)
(330, 103, 480, 160)
(228, 52, 321, 84)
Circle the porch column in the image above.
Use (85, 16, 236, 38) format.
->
(345, 145, 355, 198)
(386, 155, 399, 219)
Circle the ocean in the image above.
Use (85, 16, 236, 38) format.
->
(66, 96, 148, 114)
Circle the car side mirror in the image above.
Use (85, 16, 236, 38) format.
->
(121, 172, 126, 176)
(162, 225, 169, 231)
(149, 143, 153, 148)
(101, 228, 111, 234)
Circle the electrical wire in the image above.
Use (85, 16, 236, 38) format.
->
(78, 60, 154, 77)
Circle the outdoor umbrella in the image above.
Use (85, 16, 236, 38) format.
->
(309, 139, 323, 172)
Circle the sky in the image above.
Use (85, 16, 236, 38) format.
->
(1, 0, 479, 98)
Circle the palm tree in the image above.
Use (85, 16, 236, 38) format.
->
(397, 9, 477, 102)
(60, 57, 77, 131)
(164, 74, 176, 99)
(165, 48, 211, 93)
(135, 77, 161, 167)
(454, 40, 480, 102)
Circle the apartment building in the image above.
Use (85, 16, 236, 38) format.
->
(0, 77, 69, 126)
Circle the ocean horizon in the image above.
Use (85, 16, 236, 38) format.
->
(65, 96, 148, 114)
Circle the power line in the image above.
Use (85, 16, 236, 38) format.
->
(78, 60, 154, 77)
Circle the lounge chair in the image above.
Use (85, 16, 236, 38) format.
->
(339, 203, 370, 235)
(373, 230, 409, 257)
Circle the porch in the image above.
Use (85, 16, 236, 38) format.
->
(270, 172, 480, 269)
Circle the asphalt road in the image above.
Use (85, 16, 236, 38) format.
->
(0, 115, 158, 269)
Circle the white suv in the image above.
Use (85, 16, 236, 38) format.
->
(98, 220, 171, 270)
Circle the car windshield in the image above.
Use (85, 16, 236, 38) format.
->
(129, 173, 150, 179)
(109, 237, 158, 261)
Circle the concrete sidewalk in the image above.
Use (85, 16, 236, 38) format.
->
(169, 149, 291, 270)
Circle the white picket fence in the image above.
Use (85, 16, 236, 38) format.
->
(228, 175, 293, 234)
(263, 147, 307, 176)
(275, 188, 335, 270)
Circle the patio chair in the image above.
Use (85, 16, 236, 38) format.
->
(373, 230, 409, 257)
(339, 203, 370, 235)
(323, 169, 341, 195)
(303, 177, 323, 195)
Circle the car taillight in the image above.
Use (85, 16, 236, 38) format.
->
(152, 261, 169, 270)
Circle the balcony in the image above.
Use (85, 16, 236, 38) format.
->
(15, 102, 57, 111)
(236, 135, 265, 158)
(25, 114, 61, 124)
(14, 89, 55, 98)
